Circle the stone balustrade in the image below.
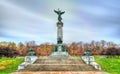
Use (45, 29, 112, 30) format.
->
(18, 56, 38, 70)
(82, 56, 101, 70)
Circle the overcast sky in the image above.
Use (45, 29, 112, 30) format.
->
(0, 0, 120, 44)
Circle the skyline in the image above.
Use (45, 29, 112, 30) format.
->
(0, 0, 120, 44)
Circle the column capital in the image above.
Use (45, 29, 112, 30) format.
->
(57, 21, 63, 27)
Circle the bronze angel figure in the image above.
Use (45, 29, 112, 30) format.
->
(54, 9, 65, 22)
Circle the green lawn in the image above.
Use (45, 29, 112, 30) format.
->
(73, 55, 120, 74)
(0, 57, 24, 74)
(95, 56, 120, 74)
(0, 56, 120, 74)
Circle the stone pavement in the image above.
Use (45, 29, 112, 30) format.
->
(12, 71, 109, 74)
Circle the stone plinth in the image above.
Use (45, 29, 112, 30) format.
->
(50, 44, 69, 59)
(18, 56, 38, 70)
(82, 56, 101, 70)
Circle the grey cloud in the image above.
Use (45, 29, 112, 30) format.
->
(0, 32, 15, 38)
(0, 31, 28, 39)
(76, 0, 120, 39)
(0, 0, 120, 43)
(82, 0, 120, 27)
(7, 0, 47, 13)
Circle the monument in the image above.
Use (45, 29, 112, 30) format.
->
(17, 9, 102, 72)
(50, 9, 69, 58)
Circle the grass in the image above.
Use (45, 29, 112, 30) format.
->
(73, 55, 80, 58)
(0, 56, 120, 74)
(0, 57, 24, 74)
(73, 55, 120, 74)
(95, 56, 120, 74)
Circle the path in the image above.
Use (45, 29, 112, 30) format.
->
(12, 71, 109, 74)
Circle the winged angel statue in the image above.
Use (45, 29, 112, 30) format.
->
(54, 9, 65, 22)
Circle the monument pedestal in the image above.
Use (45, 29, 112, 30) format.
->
(49, 19, 70, 58)
(49, 44, 70, 59)
(18, 56, 38, 70)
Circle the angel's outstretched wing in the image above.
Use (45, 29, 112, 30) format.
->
(61, 11, 65, 14)
(54, 10, 59, 14)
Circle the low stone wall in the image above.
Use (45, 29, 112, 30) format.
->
(82, 56, 101, 70)
(18, 56, 38, 70)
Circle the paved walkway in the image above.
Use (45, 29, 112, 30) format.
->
(12, 71, 109, 74)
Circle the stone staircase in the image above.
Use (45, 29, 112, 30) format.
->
(19, 58, 98, 71)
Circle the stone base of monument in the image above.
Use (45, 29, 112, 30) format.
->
(82, 56, 101, 70)
(18, 56, 38, 70)
(48, 44, 72, 59)
(48, 51, 71, 59)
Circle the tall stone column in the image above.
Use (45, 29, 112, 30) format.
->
(57, 21, 63, 44)
(49, 9, 69, 58)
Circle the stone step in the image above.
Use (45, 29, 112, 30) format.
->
(34, 59, 84, 64)
(12, 71, 109, 74)
(19, 58, 99, 71)
(19, 64, 97, 71)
